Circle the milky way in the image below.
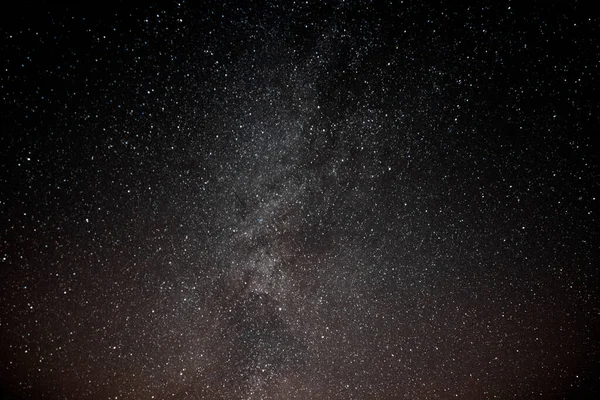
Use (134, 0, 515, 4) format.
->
(1, 2, 599, 399)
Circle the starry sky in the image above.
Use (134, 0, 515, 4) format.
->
(1, 2, 599, 399)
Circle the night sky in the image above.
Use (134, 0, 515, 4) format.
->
(1, 2, 599, 399)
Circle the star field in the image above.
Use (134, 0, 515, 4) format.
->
(1, 2, 599, 399)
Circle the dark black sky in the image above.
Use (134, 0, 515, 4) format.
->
(1, 1, 599, 399)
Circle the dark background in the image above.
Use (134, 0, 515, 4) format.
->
(1, 1, 598, 399)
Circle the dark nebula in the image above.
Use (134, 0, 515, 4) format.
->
(1, 2, 599, 399)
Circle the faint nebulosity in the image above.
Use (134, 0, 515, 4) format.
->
(0, 2, 598, 399)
